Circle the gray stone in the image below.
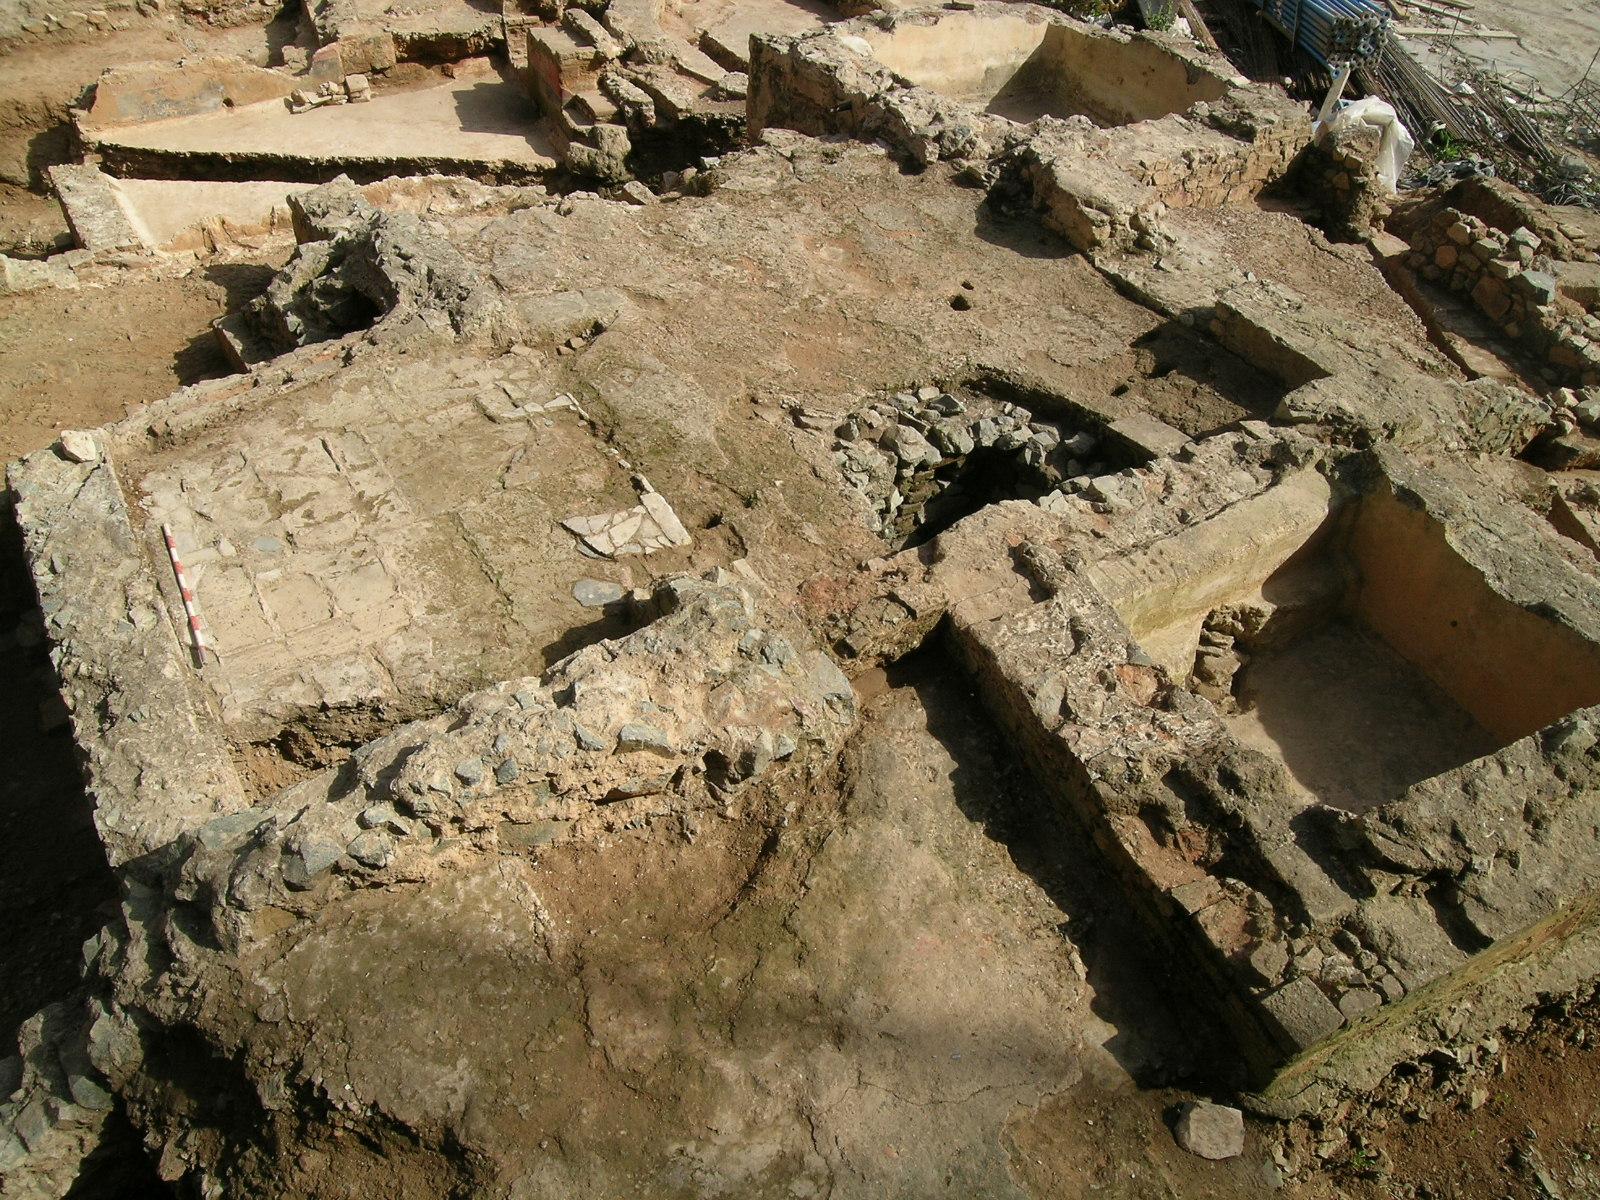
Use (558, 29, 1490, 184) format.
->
(931, 423, 975, 456)
(1337, 987, 1382, 1023)
(68, 1073, 114, 1111)
(283, 838, 343, 888)
(0, 1130, 25, 1173)
(573, 723, 607, 752)
(1108, 413, 1190, 461)
(617, 722, 672, 754)
(494, 758, 520, 784)
(883, 425, 938, 468)
(12, 1099, 51, 1151)
(922, 393, 965, 416)
(1259, 977, 1345, 1051)
(573, 578, 627, 608)
(346, 830, 393, 869)
(1247, 939, 1290, 986)
(195, 808, 272, 851)
(454, 758, 486, 786)
(619, 181, 656, 206)
(357, 804, 409, 835)
(760, 635, 796, 667)
(1515, 270, 1558, 305)
(1174, 1101, 1245, 1160)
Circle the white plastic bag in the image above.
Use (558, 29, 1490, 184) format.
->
(1319, 96, 1417, 192)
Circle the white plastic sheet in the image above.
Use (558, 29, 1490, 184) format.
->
(1319, 96, 1417, 192)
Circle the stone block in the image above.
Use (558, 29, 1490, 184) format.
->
(1259, 976, 1344, 1052)
(1174, 1102, 1245, 1160)
(1515, 270, 1559, 306)
(1472, 274, 1512, 323)
(1107, 413, 1190, 462)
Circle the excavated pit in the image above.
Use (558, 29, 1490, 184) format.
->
(1104, 476, 1600, 816)
(861, 12, 1232, 128)
(828, 383, 1143, 549)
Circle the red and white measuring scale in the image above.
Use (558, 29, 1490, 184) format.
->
(160, 524, 209, 669)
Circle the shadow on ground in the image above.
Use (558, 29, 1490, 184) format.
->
(0, 502, 115, 1039)
(888, 636, 1244, 1090)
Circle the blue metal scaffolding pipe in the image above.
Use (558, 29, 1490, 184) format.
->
(1250, 0, 1391, 66)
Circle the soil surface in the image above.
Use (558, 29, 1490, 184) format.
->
(0, 260, 277, 463)
(1420, 0, 1600, 99)
(1334, 993, 1600, 1200)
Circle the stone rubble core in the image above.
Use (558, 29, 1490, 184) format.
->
(820, 427, 1600, 1116)
(160, 567, 855, 930)
(0, 564, 855, 1198)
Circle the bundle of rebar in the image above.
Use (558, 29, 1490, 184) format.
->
(1252, 0, 1390, 66)
(1356, 37, 1487, 150)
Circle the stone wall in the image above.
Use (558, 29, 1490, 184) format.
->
(1281, 121, 1391, 242)
(750, 4, 1311, 255)
(823, 428, 1600, 1115)
(1405, 207, 1600, 390)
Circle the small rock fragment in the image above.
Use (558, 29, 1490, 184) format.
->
(56, 430, 100, 464)
(1174, 1101, 1245, 1160)
(573, 579, 627, 608)
(617, 722, 671, 754)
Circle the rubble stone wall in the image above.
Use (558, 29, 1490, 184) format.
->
(1406, 207, 1600, 390)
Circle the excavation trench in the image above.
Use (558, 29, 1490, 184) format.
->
(861, 11, 1232, 128)
(1102, 473, 1600, 815)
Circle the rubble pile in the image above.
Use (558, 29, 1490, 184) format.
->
(823, 386, 1104, 542)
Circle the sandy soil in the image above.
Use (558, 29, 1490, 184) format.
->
(1228, 618, 1499, 813)
(1424, 0, 1600, 98)
(1337, 992, 1600, 1200)
(0, 260, 278, 463)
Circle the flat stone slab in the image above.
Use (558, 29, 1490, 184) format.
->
(127, 346, 659, 743)
(47, 163, 150, 253)
(87, 68, 558, 176)
(1174, 1102, 1245, 1160)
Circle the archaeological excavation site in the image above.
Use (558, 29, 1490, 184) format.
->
(4, 0, 1600, 1195)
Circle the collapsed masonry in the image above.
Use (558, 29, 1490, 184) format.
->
(4, 0, 1600, 1195)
